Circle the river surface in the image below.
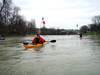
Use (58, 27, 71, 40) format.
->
(0, 35, 100, 75)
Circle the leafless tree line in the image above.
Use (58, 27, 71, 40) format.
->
(0, 0, 36, 35)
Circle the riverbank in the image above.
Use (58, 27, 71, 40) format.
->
(84, 32, 100, 35)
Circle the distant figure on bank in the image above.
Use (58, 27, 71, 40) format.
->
(32, 34, 45, 44)
(79, 33, 82, 39)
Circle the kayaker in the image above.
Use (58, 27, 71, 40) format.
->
(32, 34, 45, 44)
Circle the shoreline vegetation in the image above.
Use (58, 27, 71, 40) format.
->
(85, 32, 100, 35)
(0, 0, 100, 36)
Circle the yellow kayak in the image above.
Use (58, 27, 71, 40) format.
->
(23, 41, 48, 49)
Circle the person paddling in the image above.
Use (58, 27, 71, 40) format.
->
(32, 34, 45, 44)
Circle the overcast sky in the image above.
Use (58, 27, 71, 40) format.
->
(13, 0, 100, 29)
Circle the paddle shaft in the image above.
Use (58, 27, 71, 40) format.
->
(23, 40, 56, 45)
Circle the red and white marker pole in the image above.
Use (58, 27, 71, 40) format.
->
(42, 17, 46, 28)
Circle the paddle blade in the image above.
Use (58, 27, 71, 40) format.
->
(23, 42, 29, 45)
(50, 40, 56, 43)
(23, 40, 32, 45)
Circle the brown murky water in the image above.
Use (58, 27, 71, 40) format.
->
(0, 35, 100, 75)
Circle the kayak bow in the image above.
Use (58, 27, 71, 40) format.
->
(23, 41, 48, 49)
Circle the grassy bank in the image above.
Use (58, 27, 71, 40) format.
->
(85, 32, 97, 35)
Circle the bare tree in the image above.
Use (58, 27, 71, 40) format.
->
(10, 6, 20, 25)
(92, 15, 100, 25)
(27, 19, 36, 34)
(0, 0, 27, 35)
(0, 0, 12, 25)
(90, 15, 100, 32)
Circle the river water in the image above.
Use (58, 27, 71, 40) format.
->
(0, 35, 100, 75)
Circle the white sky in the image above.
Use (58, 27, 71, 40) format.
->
(13, 0, 100, 29)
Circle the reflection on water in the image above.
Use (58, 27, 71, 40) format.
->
(0, 35, 100, 75)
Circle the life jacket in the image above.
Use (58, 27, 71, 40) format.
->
(32, 36, 45, 44)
